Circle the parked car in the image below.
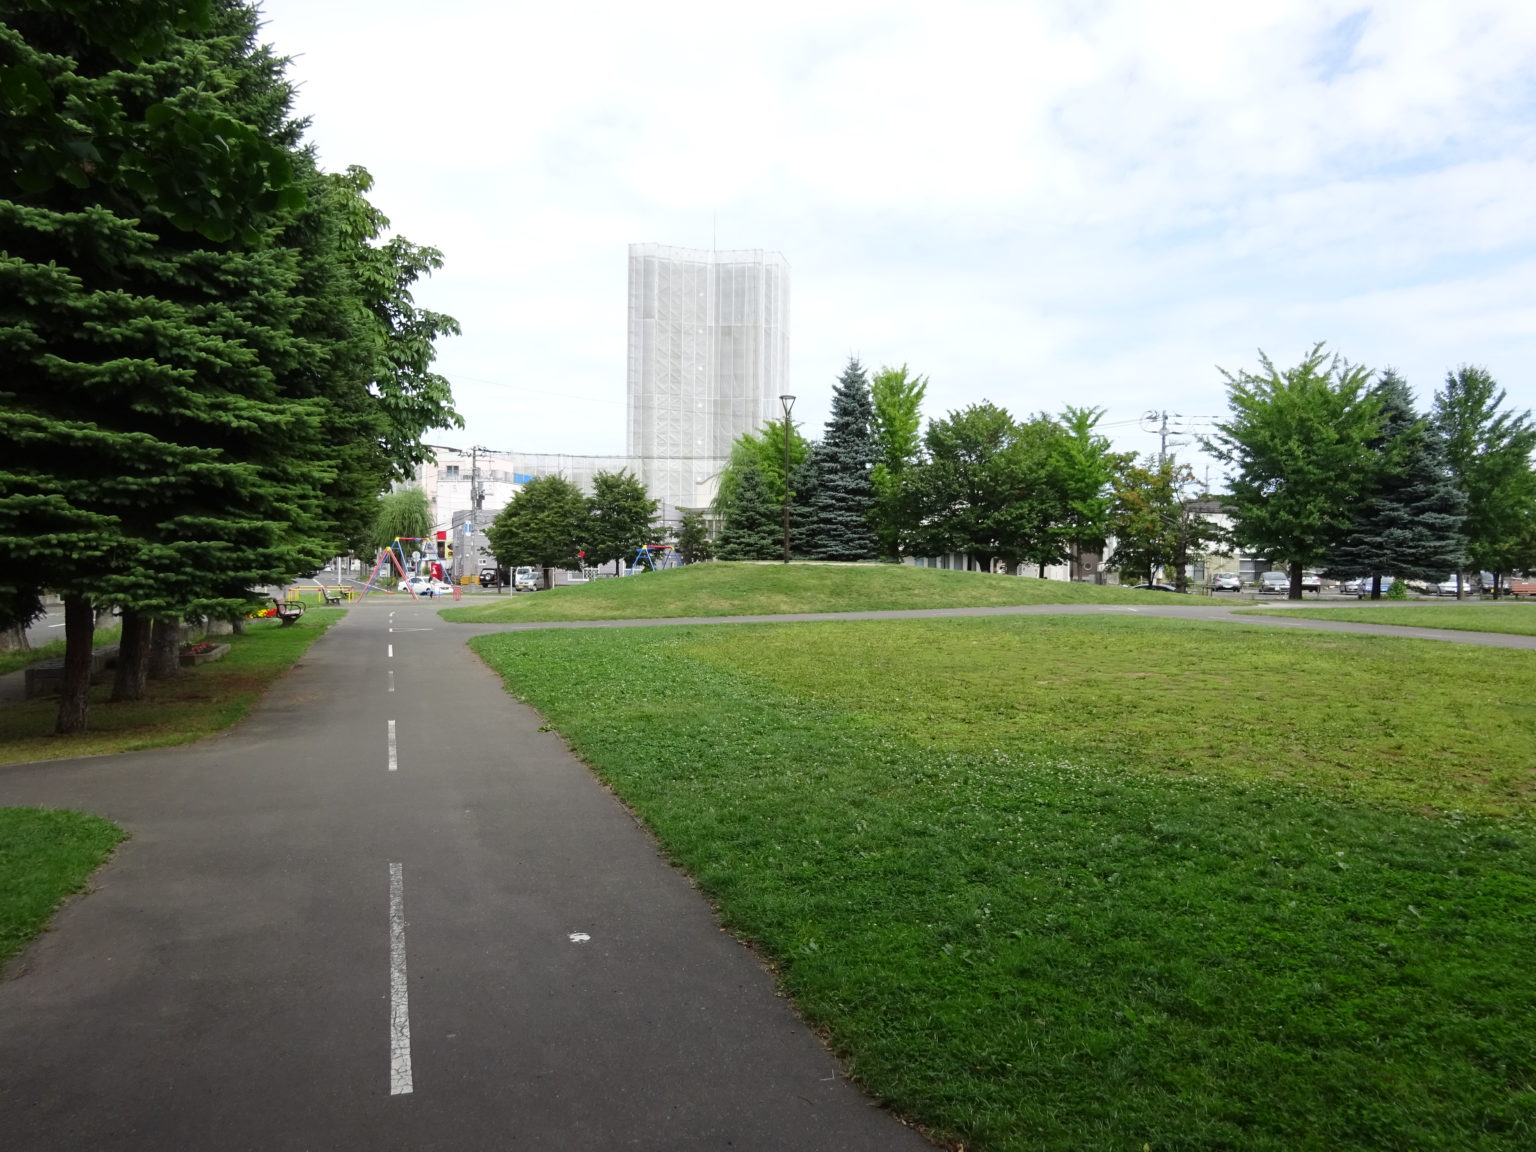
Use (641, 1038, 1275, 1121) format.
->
(399, 575, 450, 597)
(478, 566, 504, 588)
(1435, 576, 1462, 596)
(513, 566, 541, 591)
(1353, 575, 1396, 598)
(1209, 572, 1241, 592)
(1300, 572, 1323, 594)
(1132, 583, 1190, 594)
(1257, 571, 1289, 595)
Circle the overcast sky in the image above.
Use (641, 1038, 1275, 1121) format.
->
(255, 0, 1536, 483)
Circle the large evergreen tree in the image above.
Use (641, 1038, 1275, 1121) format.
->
(1205, 345, 1381, 600)
(674, 510, 714, 565)
(807, 357, 879, 560)
(787, 446, 820, 558)
(715, 460, 782, 561)
(1434, 366, 1536, 591)
(1323, 371, 1465, 598)
(0, 1, 460, 729)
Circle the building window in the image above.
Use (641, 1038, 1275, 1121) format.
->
(445, 465, 460, 479)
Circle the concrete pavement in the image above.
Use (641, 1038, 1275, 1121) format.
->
(0, 597, 934, 1152)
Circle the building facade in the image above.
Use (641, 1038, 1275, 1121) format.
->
(626, 243, 790, 512)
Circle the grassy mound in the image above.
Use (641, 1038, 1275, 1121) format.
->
(442, 561, 1215, 623)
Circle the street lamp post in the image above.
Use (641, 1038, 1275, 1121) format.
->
(779, 394, 795, 563)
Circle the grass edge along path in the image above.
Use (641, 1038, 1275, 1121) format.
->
(441, 561, 1226, 624)
(473, 619, 1536, 1152)
(1239, 601, 1536, 636)
(0, 610, 344, 766)
(0, 807, 125, 970)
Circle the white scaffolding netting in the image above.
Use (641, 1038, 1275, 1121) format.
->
(626, 243, 790, 511)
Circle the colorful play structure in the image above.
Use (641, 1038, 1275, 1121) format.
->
(358, 536, 463, 600)
(628, 543, 680, 575)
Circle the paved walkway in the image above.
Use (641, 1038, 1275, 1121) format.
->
(0, 598, 933, 1152)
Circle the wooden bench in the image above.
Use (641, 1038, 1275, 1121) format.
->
(273, 597, 305, 626)
(319, 587, 345, 607)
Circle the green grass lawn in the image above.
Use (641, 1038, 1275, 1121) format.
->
(1241, 601, 1536, 636)
(0, 807, 124, 968)
(441, 561, 1223, 623)
(0, 610, 343, 766)
(0, 624, 122, 678)
(474, 616, 1536, 1152)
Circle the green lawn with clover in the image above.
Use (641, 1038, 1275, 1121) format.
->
(474, 614, 1536, 1152)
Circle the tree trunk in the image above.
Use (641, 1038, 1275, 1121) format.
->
(1289, 561, 1303, 600)
(111, 610, 153, 702)
(55, 595, 95, 735)
(148, 617, 182, 680)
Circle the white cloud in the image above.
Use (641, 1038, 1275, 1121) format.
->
(256, 0, 1536, 470)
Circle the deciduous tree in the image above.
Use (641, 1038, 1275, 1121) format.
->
(1205, 344, 1381, 599)
(588, 470, 658, 575)
(487, 476, 590, 581)
(869, 364, 927, 559)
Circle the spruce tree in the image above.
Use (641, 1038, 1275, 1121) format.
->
(1324, 371, 1465, 597)
(807, 358, 879, 560)
(0, 1, 460, 728)
(674, 511, 715, 564)
(715, 461, 782, 561)
(787, 447, 820, 558)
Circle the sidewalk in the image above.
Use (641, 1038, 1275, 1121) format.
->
(0, 596, 933, 1152)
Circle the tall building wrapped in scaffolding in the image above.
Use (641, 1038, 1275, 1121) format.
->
(627, 243, 790, 514)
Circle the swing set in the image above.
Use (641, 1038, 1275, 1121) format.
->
(627, 543, 680, 575)
(358, 537, 461, 600)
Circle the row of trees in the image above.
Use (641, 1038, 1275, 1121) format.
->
(713, 357, 1129, 574)
(0, 1, 460, 731)
(1210, 347, 1535, 598)
(711, 349, 1534, 600)
(484, 471, 675, 579)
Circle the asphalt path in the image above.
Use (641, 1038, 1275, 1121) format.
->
(0, 597, 934, 1152)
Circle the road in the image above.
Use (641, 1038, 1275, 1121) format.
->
(0, 597, 934, 1152)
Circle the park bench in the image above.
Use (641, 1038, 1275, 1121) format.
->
(272, 597, 306, 626)
(319, 587, 345, 606)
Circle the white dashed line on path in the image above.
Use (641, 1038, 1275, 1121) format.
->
(388, 670, 395, 693)
(387, 720, 398, 772)
(388, 644, 393, 659)
(388, 862, 413, 1096)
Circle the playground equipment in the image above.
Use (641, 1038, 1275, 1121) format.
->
(628, 543, 680, 575)
(358, 538, 459, 600)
